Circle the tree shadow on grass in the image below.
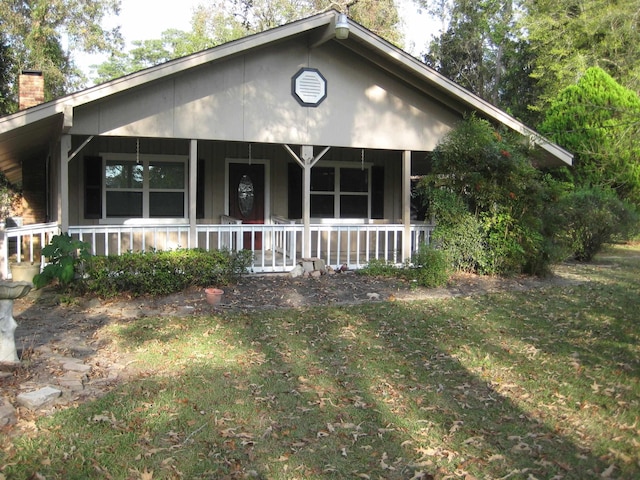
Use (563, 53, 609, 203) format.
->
(6, 294, 636, 479)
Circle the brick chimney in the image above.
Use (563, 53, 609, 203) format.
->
(18, 70, 45, 110)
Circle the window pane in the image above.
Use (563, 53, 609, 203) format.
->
(106, 191, 142, 217)
(311, 167, 334, 191)
(340, 168, 368, 192)
(106, 161, 143, 188)
(149, 162, 185, 189)
(150, 192, 184, 217)
(340, 195, 368, 218)
(311, 194, 334, 217)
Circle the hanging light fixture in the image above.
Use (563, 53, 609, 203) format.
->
(335, 13, 349, 40)
(136, 138, 140, 165)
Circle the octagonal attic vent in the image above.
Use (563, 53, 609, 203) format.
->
(292, 68, 327, 107)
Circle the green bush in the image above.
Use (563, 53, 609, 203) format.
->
(358, 258, 399, 278)
(33, 233, 92, 290)
(405, 244, 451, 287)
(431, 214, 487, 274)
(359, 248, 450, 288)
(556, 187, 639, 261)
(84, 248, 252, 298)
(415, 115, 567, 276)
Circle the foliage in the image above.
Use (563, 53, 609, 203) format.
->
(84, 248, 253, 298)
(418, 0, 639, 126)
(417, 115, 558, 275)
(406, 244, 451, 287)
(93, 0, 402, 82)
(33, 233, 91, 289)
(431, 208, 487, 273)
(358, 245, 451, 287)
(0, 170, 21, 219)
(539, 67, 640, 207)
(0, 33, 14, 115)
(522, 0, 640, 109)
(424, 1, 514, 103)
(357, 258, 399, 278)
(0, 0, 123, 106)
(555, 187, 639, 262)
(4, 247, 640, 478)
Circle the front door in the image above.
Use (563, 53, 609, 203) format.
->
(229, 163, 265, 250)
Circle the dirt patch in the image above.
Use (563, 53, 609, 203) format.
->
(1, 267, 584, 435)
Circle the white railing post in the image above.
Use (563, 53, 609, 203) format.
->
(0, 223, 7, 279)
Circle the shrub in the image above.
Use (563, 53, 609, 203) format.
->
(556, 187, 639, 261)
(84, 248, 252, 298)
(33, 233, 92, 290)
(358, 258, 399, 278)
(405, 244, 451, 287)
(431, 214, 487, 274)
(415, 115, 563, 276)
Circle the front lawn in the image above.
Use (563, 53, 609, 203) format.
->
(2, 246, 639, 479)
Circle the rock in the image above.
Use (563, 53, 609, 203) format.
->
(62, 361, 91, 373)
(17, 386, 62, 409)
(366, 292, 381, 301)
(57, 372, 87, 391)
(290, 265, 304, 278)
(177, 305, 195, 315)
(301, 261, 315, 273)
(310, 270, 322, 278)
(313, 258, 326, 272)
(0, 401, 16, 426)
(83, 298, 102, 310)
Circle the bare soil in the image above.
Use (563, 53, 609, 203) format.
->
(12, 267, 581, 347)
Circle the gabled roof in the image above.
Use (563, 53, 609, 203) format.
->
(0, 9, 571, 183)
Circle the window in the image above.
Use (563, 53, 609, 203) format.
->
(288, 163, 384, 219)
(310, 165, 370, 218)
(101, 155, 187, 219)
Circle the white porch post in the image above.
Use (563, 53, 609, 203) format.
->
(189, 139, 198, 248)
(301, 145, 313, 259)
(284, 144, 330, 259)
(60, 134, 71, 232)
(402, 150, 412, 263)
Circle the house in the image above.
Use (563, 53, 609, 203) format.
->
(0, 11, 572, 277)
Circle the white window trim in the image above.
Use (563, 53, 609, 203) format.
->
(310, 161, 373, 219)
(99, 153, 189, 224)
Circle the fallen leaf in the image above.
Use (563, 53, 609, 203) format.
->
(140, 467, 154, 480)
(601, 464, 616, 478)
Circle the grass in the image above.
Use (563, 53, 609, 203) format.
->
(2, 245, 640, 479)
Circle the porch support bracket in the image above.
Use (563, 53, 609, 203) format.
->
(283, 144, 329, 169)
(283, 144, 331, 258)
(67, 135, 94, 162)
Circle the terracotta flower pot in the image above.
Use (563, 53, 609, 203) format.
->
(204, 288, 224, 305)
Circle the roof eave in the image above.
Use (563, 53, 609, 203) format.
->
(343, 22, 573, 166)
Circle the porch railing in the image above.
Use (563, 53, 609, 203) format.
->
(3, 221, 434, 276)
(69, 224, 191, 256)
(1, 222, 60, 279)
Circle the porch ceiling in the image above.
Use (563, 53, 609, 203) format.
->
(0, 114, 62, 185)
